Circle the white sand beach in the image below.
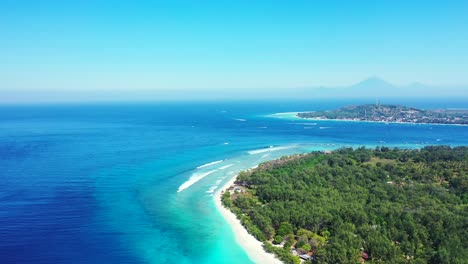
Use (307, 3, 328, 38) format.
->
(214, 174, 282, 264)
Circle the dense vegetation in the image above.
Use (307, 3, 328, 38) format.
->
(222, 146, 468, 264)
(297, 104, 468, 124)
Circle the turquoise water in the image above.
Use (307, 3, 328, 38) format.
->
(1, 100, 467, 264)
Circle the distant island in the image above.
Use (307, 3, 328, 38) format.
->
(297, 104, 468, 125)
(221, 146, 468, 263)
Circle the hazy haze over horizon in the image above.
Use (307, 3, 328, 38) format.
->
(1, 0, 468, 102)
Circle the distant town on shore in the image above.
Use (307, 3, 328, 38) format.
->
(297, 104, 468, 125)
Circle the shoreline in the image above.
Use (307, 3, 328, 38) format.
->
(296, 115, 468, 127)
(266, 112, 468, 127)
(214, 170, 282, 264)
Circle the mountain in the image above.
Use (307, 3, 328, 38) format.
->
(305, 77, 468, 99)
(3, 77, 466, 103)
(350, 76, 395, 91)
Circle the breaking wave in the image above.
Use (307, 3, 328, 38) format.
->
(218, 164, 234, 170)
(248, 145, 296, 155)
(177, 170, 218, 192)
(196, 160, 223, 169)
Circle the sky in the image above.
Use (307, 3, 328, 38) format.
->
(1, 0, 468, 101)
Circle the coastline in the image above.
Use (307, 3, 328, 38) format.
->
(266, 111, 468, 126)
(296, 115, 468, 127)
(214, 170, 282, 264)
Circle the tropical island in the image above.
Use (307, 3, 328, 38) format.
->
(220, 146, 468, 263)
(297, 104, 468, 125)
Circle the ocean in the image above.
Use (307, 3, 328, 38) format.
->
(1, 99, 467, 264)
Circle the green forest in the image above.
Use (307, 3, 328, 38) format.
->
(221, 146, 468, 264)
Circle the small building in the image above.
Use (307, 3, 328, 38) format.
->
(299, 254, 312, 261)
(233, 187, 244, 193)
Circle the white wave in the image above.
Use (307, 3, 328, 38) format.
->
(177, 170, 218, 192)
(197, 160, 223, 169)
(219, 164, 234, 170)
(289, 122, 317, 126)
(206, 185, 219, 194)
(261, 154, 271, 158)
(270, 112, 300, 116)
(233, 118, 247, 122)
(248, 145, 296, 155)
(319, 127, 332, 129)
(223, 142, 230, 145)
(267, 112, 304, 120)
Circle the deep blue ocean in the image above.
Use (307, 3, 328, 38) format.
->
(1, 99, 467, 264)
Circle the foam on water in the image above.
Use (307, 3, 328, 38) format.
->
(266, 112, 302, 119)
(248, 145, 296, 155)
(177, 170, 218, 192)
(197, 160, 224, 169)
(206, 185, 218, 194)
(289, 122, 317, 125)
(218, 164, 234, 170)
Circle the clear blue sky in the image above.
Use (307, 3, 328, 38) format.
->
(1, 0, 467, 100)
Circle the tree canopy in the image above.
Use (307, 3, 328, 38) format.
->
(222, 146, 468, 264)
